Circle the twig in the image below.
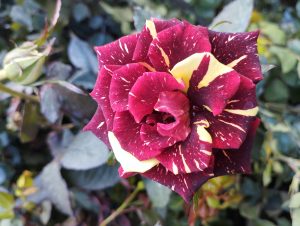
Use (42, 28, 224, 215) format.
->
(0, 83, 39, 103)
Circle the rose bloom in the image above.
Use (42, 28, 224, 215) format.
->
(84, 18, 262, 201)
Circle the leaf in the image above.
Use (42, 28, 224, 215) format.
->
(10, 5, 33, 31)
(67, 34, 97, 73)
(270, 46, 297, 73)
(39, 161, 72, 216)
(240, 203, 260, 219)
(61, 131, 109, 170)
(287, 39, 300, 56)
(20, 102, 41, 143)
(0, 192, 14, 219)
(291, 208, 300, 226)
(144, 179, 172, 208)
(46, 61, 72, 80)
(297, 62, 300, 79)
(65, 164, 120, 190)
(133, 7, 160, 31)
(290, 193, 300, 209)
(72, 3, 91, 22)
(210, 0, 253, 32)
(40, 84, 96, 123)
(252, 219, 276, 226)
(206, 196, 221, 208)
(264, 79, 289, 103)
(263, 160, 272, 186)
(261, 64, 276, 74)
(259, 21, 286, 45)
(40, 84, 62, 123)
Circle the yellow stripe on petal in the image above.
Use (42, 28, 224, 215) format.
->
(170, 52, 234, 92)
(197, 54, 233, 89)
(146, 20, 157, 39)
(224, 106, 259, 117)
(196, 125, 212, 143)
(170, 52, 206, 92)
(218, 119, 246, 133)
(108, 132, 159, 173)
(157, 46, 170, 67)
(227, 55, 247, 68)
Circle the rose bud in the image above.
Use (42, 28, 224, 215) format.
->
(84, 18, 262, 202)
(0, 42, 50, 85)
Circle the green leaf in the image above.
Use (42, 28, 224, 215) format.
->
(206, 196, 221, 208)
(240, 203, 260, 219)
(263, 160, 272, 186)
(144, 179, 172, 208)
(20, 102, 41, 143)
(210, 0, 253, 32)
(252, 219, 276, 226)
(297, 62, 300, 79)
(0, 192, 14, 219)
(61, 131, 109, 170)
(39, 161, 72, 216)
(290, 193, 300, 209)
(259, 21, 286, 45)
(65, 164, 120, 190)
(270, 46, 297, 73)
(264, 79, 289, 103)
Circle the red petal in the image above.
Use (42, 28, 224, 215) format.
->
(148, 22, 211, 71)
(156, 117, 213, 175)
(83, 106, 110, 147)
(213, 118, 260, 175)
(113, 111, 163, 160)
(95, 33, 139, 68)
(142, 164, 212, 202)
(188, 54, 241, 116)
(91, 65, 120, 130)
(128, 72, 184, 123)
(155, 91, 190, 141)
(140, 124, 177, 149)
(133, 18, 180, 63)
(201, 75, 258, 149)
(209, 30, 263, 83)
(109, 63, 146, 112)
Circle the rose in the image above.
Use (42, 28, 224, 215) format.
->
(84, 18, 262, 201)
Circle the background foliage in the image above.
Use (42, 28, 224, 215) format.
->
(0, 0, 300, 225)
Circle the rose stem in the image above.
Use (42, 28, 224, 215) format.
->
(99, 184, 143, 226)
(0, 83, 39, 103)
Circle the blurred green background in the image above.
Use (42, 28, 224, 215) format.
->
(0, 0, 300, 225)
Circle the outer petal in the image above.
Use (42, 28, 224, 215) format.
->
(203, 75, 258, 149)
(91, 65, 121, 130)
(142, 164, 212, 202)
(83, 106, 110, 147)
(133, 18, 180, 62)
(148, 22, 211, 72)
(95, 33, 139, 68)
(156, 117, 213, 175)
(213, 118, 260, 176)
(185, 53, 241, 115)
(113, 111, 163, 160)
(128, 72, 184, 123)
(109, 63, 146, 112)
(209, 30, 263, 82)
(108, 132, 158, 174)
